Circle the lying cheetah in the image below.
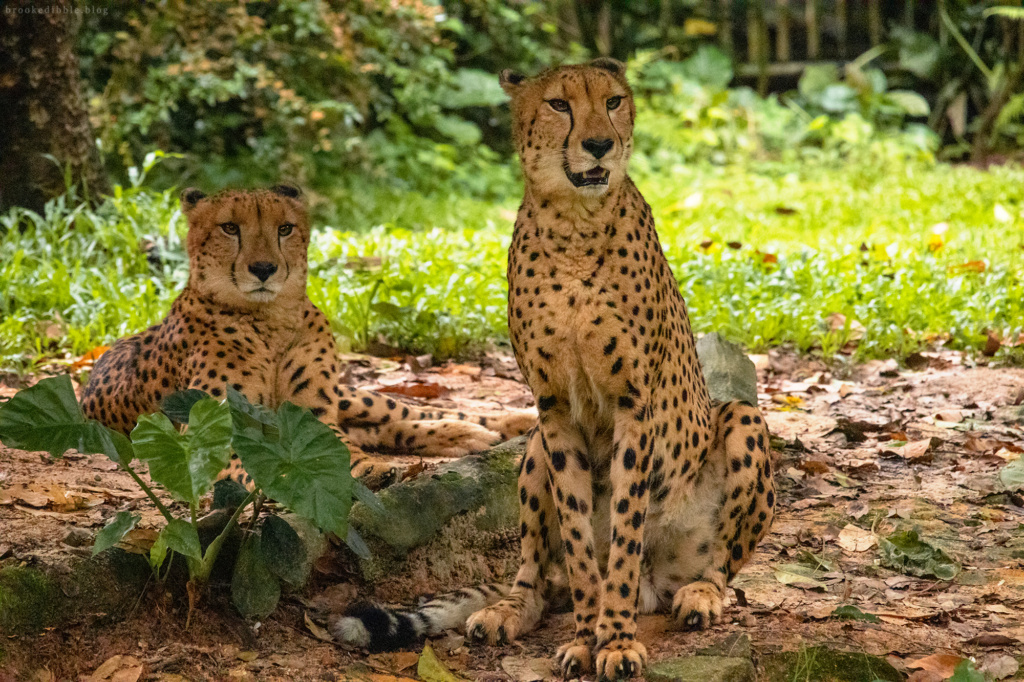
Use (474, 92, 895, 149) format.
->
(82, 185, 533, 487)
(333, 60, 775, 679)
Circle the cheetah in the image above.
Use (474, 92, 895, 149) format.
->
(333, 60, 775, 679)
(81, 185, 533, 488)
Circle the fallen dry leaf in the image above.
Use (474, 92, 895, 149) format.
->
(837, 524, 877, 552)
(377, 381, 450, 400)
(907, 653, 965, 677)
(368, 651, 420, 673)
(117, 528, 160, 555)
(907, 671, 946, 682)
(71, 345, 111, 372)
(501, 656, 552, 682)
(88, 655, 144, 682)
(304, 612, 334, 642)
(968, 633, 1019, 646)
(980, 654, 1019, 680)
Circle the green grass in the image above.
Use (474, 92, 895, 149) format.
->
(2, 154, 1023, 374)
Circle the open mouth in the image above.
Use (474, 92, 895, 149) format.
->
(566, 166, 610, 188)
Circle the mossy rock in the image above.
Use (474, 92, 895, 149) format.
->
(759, 647, 902, 682)
(647, 655, 755, 682)
(0, 550, 150, 636)
(0, 566, 61, 636)
(351, 437, 523, 556)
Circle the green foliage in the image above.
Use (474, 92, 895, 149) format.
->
(0, 375, 133, 463)
(830, 605, 880, 623)
(949, 660, 987, 682)
(231, 533, 281, 620)
(878, 529, 960, 581)
(92, 511, 140, 557)
(0, 377, 367, 622)
(77, 0, 519, 198)
(229, 389, 353, 539)
(3, 150, 1024, 368)
(132, 400, 233, 507)
(260, 515, 307, 587)
(999, 456, 1024, 491)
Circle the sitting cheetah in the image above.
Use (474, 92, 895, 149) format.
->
(82, 185, 533, 487)
(333, 60, 775, 679)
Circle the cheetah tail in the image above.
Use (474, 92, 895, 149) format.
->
(331, 583, 509, 652)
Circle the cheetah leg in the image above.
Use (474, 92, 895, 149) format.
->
(522, 407, 603, 679)
(466, 429, 549, 645)
(337, 386, 535, 440)
(672, 401, 775, 631)
(592, 411, 653, 681)
(342, 419, 502, 458)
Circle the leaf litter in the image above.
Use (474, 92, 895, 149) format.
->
(2, 348, 1024, 678)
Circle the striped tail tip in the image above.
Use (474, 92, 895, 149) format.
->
(332, 603, 425, 652)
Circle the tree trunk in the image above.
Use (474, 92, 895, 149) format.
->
(0, 0, 108, 213)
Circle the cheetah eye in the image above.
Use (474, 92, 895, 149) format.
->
(607, 96, 622, 111)
(548, 99, 570, 112)
(278, 223, 294, 237)
(219, 222, 240, 236)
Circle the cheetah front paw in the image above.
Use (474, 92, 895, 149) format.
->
(466, 594, 541, 645)
(671, 581, 723, 631)
(595, 640, 647, 681)
(554, 641, 593, 679)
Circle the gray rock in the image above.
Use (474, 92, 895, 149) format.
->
(647, 656, 755, 682)
(62, 527, 92, 548)
(695, 333, 758, 406)
(697, 633, 751, 660)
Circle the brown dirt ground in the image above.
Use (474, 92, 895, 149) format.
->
(2, 349, 1024, 681)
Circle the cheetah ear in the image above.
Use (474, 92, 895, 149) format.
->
(590, 57, 626, 76)
(270, 183, 303, 199)
(499, 69, 526, 95)
(180, 188, 206, 210)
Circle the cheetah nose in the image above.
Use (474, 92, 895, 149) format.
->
(582, 137, 614, 159)
(248, 261, 278, 282)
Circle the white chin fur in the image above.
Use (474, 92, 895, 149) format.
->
(331, 616, 372, 647)
(576, 183, 610, 196)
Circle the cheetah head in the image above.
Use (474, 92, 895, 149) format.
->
(180, 185, 310, 309)
(500, 58, 635, 199)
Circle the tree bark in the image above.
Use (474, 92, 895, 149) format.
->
(0, 0, 108, 213)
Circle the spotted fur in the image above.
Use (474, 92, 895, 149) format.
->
(81, 186, 533, 488)
(334, 62, 776, 678)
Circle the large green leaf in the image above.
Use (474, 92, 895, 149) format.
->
(228, 389, 352, 538)
(439, 68, 509, 108)
(161, 518, 202, 561)
(679, 45, 733, 91)
(0, 375, 133, 464)
(260, 515, 306, 587)
(131, 399, 232, 506)
(161, 389, 211, 424)
(92, 511, 140, 556)
(799, 64, 840, 98)
(886, 90, 930, 117)
(893, 28, 940, 80)
(878, 529, 960, 581)
(232, 535, 281, 619)
(999, 457, 1024, 491)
